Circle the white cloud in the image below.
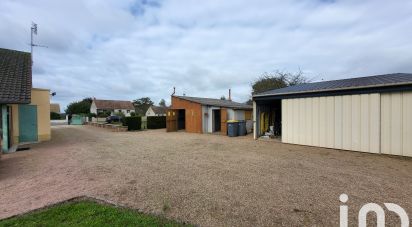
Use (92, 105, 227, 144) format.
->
(1, 0, 412, 109)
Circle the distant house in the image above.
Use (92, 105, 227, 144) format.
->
(146, 105, 166, 116)
(166, 95, 252, 134)
(0, 48, 51, 153)
(90, 98, 135, 117)
(50, 103, 61, 113)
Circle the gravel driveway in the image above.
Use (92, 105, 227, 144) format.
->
(1, 125, 411, 226)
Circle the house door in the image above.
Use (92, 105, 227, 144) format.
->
(166, 109, 178, 132)
(19, 105, 38, 143)
(220, 108, 227, 135)
(177, 109, 186, 130)
(213, 109, 221, 132)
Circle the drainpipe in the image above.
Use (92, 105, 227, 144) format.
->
(1, 105, 9, 152)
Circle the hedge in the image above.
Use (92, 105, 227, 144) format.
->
(147, 116, 166, 129)
(123, 116, 141, 131)
(50, 112, 61, 120)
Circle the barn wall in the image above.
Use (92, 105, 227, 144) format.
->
(381, 91, 412, 157)
(171, 96, 203, 133)
(282, 93, 381, 154)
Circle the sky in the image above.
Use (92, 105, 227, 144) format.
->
(1, 0, 412, 110)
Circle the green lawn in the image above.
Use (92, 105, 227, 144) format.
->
(0, 200, 191, 227)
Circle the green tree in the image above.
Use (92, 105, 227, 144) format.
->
(159, 99, 166, 107)
(247, 70, 309, 104)
(65, 98, 92, 115)
(251, 70, 309, 95)
(220, 96, 226, 100)
(133, 97, 154, 116)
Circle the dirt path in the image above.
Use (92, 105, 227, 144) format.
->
(1, 125, 411, 226)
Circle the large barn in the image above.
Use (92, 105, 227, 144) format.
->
(253, 73, 412, 157)
(166, 95, 252, 135)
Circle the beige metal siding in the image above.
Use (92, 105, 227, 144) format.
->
(381, 91, 412, 157)
(282, 93, 381, 154)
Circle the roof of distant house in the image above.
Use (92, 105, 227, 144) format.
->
(93, 99, 134, 110)
(50, 103, 61, 113)
(254, 73, 412, 98)
(174, 96, 252, 110)
(150, 105, 167, 115)
(0, 48, 32, 104)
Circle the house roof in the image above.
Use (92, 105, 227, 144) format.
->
(254, 73, 412, 98)
(0, 48, 32, 104)
(93, 99, 134, 110)
(174, 96, 252, 110)
(150, 105, 167, 115)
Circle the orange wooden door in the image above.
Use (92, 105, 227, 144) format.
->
(220, 108, 227, 135)
(166, 109, 178, 132)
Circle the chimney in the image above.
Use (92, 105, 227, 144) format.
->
(228, 89, 232, 101)
(172, 87, 176, 96)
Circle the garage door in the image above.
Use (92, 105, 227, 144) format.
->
(381, 91, 412, 157)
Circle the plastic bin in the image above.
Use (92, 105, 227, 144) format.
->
(227, 120, 239, 137)
(237, 120, 247, 136)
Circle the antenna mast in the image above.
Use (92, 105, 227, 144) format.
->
(30, 22, 47, 65)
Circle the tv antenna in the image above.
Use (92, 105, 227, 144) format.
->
(30, 22, 48, 64)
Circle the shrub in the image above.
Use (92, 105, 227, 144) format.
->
(50, 112, 61, 120)
(147, 116, 166, 129)
(87, 113, 97, 120)
(123, 116, 141, 131)
(97, 112, 109, 118)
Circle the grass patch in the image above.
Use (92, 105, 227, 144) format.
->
(0, 200, 191, 227)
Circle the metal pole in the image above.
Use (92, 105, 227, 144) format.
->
(30, 25, 33, 64)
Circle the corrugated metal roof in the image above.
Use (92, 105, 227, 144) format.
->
(254, 73, 412, 97)
(0, 48, 32, 104)
(174, 96, 252, 110)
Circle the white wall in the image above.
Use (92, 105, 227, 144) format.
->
(146, 107, 156, 116)
(207, 106, 220, 133)
(234, 110, 245, 120)
(227, 109, 235, 121)
(114, 109, 134, 117)
(202, 106, 208, 133)
(282, 93, 381, 154)
(381, 91, 412, 157)
(253, 101, 257, 139)
(90, 101, 97, 114)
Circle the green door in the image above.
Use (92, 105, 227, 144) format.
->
(19, 105, 38, 143)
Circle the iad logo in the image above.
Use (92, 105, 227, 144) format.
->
(340, 194, 409, 227)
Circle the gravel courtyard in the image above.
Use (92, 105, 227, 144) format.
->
(1, 125, 411, 226)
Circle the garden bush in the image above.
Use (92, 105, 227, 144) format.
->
(50, 112, 61, 120)
(123, 116, 141, 131)
(147, 116, 166, 129)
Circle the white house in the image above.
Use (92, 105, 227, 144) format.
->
(145, 105, 167, 116)
(90, 98, 135, 117)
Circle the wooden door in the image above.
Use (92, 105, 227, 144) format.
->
(166, 109, 178, 132)
(220, 108, 227, 135)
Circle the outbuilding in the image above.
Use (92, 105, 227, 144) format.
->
(166, 95, 252, 135)
(0, 48, 51, 153)
(253, 73, 412, 157)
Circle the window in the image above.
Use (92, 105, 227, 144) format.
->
(127, 110, 130, 113)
